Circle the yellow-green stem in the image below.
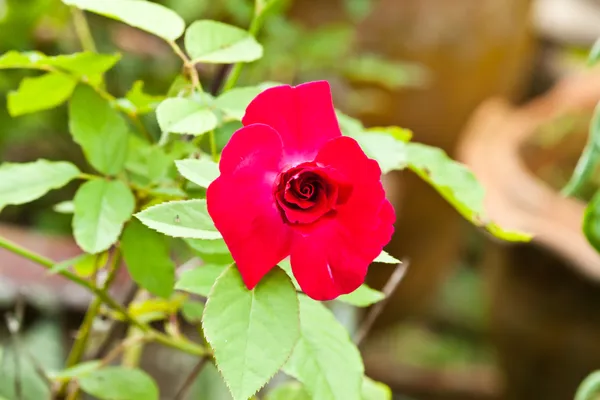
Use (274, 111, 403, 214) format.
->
(71, 7, 97, 53)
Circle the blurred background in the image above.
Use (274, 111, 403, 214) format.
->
(3, 0, 600, 399)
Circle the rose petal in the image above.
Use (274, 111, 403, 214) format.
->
(207, 124, 293, 289)
(242, 81, 341, 162)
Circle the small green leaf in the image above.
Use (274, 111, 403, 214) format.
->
(366, 126, 412, 142)
(185, 238, 233, 264)
(338, 285, 385, 307)
(185, 20, 263, 64)
(122, 219, 175, 298)
(125, 136, 172, 185)
(181, 300, 205, 323)
(0, 51, 46, 68)
(584, 190, 600, 253)
(8, 72, 77, 116)
(118, 80, 164, 115)
(362, 377, 392, 400)
(406, 142, 532, 242)
(350, 131, 407, 174)
(266, 382, 310, 400)
(48, 361, 101, 380)
(78, 366, 159, 400)
(73, 180, 135, 254)
(135, 199, 221, 239)
(48, 253, 89, 274)
(215, 86, 263, 120)
(45, 52, 121, 78)
(576, 370, 600, 400)
(63, 0, 185, 41)
(156, 98, 217, 136)
(374, 250, 399, 264)
(53, 200, 75, 214)
(0, 160, 80, 211)
(69, 85, 129, 175)
(74, 252, 109, 277)
(203, 266, 300, 400)
(175, 264, 228, 297)
(175, 158, 219, 188)
(283, 296, 364, 400)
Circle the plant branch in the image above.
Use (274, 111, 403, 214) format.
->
(173, 358, 208, 400)
(70, 7, 97, 53)
(354, 259, 409, 346)
(168, 41, 202, 92)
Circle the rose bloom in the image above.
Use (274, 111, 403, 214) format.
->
(207, 81, 395, 300)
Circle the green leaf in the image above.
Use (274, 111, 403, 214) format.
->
(53, 200, 75, 214)
(0, 160, 80, 211)
(576, 371, 600, 400)
(283, 296, 364, 400)
(48, 361, 101, 380)
(0, 51, 120, 77)
(73, 180, 135, 254)
(338, 285, 385, 307)
(69, 85, 129, 175)
(125, 136, 172, 185)
(0, 51, 46, 68)
(73, 252, 109, 277)
(78, 366, 159, 400)
(63, 0, 185, 41)
(156, 97, 217, 136)
(266, 382, 310, 400)
(366, 126, 412, 142)
(215, 86, 263, 120)
(118, 80, 164, 115)
(362, 377, 392, 400)
(175, 264, 228, 297)
(8, 72, 77, 116)
(185, 20, 263, 64)
(584, 190, 600, 253)
(589, 38, 600, 67)
(48, 253, 89, 274)
(175, 158, 219, 188)
(203, 266, 300, 400)
(135, 199, 221, 239)
(349, 130, 407, 174)
(406, 142, 532, 242)
(181, 300, 205, 323)
(185, 238, 233, 264)
(374, 250, 399, 264)
(122, 219, 175, 298)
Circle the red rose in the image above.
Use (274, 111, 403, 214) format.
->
(207, 81, 395, 300)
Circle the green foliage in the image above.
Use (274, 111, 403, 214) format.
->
(576, 371, 600, 400)
(8, 72, 77, 116)
(0, 160, 79, 211)
(175, 158, 220, 188)
(589, 38, 600, 66)
(78, 366, 159, 400)
(69, 85, 129, 175)
(338, 285, 385, 307)
(181, 300, 205, 323)
(203, 266, 300, 400)
(406, 142, 531, 242)
(0, 51, 120, 77)
(362, 377, 392, 400)
(135, 199, 221, 239)
(284, 296, 364, 400)
(118, 81, 165, 115)
(73, 179, 135, 253)
(175, 263, 228, 297)
(266, 382, 310, 400)
(185, 20, 263, 63)
(374, 250, 400, 264)
(122, 219, 175, 298)
(215, 86, 263, 120)
(63, 0, 185, 41)
(156, 97, 217, 137)
(584, 190, 600, 253)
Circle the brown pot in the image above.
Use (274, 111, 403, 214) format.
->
(457, 68, 600, 400)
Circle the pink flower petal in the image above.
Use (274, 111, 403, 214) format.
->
(242, 81, 342, 162)
(207, 124, 293, 289)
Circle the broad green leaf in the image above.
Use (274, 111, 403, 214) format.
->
(266, 382, 310, 400)
(362, 377, 392, 400)
(63, 0, 185, 41)
(283, 296, 364, 400)
(117, 80, 164, 115)
(8, 72, 77, 116)
(185, 20, 263, 64)
(69, 85, 129, 175)
(203, 266, 300, 400)
(175, 158, 219, 188)
(576, 371, 600, 400)
(374, 250, 399, 264)
(215, 86, 263, 120)
(53, 200, 75, 214)
(73, 180, 135, 254)
(122, 219, 175, 298)
(0, 51, 46, 68)
(186, 238, 233, 264)
(156, 97, 217, 136)
(125, 136, 172, 185)
(350, 131, 407, 174)
(181, 300, 205, 323)
(0, 160, 79, 211)
(48, 361, 101, 380)
(175, 264, 228, 296)
(584, 190, 600, 253)
(135, 199, 221, 239)
(406, 142, 531, 242)
(338, 285, 385, 307)
(366, 126, 412, 142)
(78, 366, 159, 400)
(73, 252, 109, 277)
(44, 52, 121, 77)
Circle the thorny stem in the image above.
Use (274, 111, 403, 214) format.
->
(168, 41, 203, 92)
(70, 7, 97, 53)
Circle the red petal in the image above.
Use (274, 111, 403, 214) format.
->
(242, 81, 342, 162)
(207, 124, 293, 289)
